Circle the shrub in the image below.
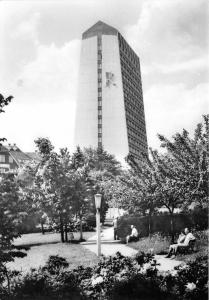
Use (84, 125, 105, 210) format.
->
(43, 255, 69, 274)
(163, 255, 208, 300)
(1, 253, 208, 300)
(85, 214, 96, 228)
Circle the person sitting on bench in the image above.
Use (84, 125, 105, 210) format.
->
(126, 225, 139, 244)
(166, 228, 195, 258)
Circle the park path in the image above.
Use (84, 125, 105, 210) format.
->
(82, 226, 183, 272)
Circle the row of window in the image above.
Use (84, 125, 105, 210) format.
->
(128, 133, 147, 149)
(124, 90, 143, 107)
(127, 118, 146, 135)
(120, 52, 140, 76)
(125, 99, 145, 119)
(127, 126, 147, 142)
(118, 34, 139, 67)
(122, 72, 141, 95)
(123, 83, 143, 103)
(125, 108, 145, 127)
(120, 56, 141, 83)
(97, 36, 102, 148)
(122, 71, 141, 93)
(121, 67, 141, 91)
(129, 143, 145, 154)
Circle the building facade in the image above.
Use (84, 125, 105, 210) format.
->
(74, 21, 148, 162)
(0, 143, 40, 174)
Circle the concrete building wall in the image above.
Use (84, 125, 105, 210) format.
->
(74, 36, 98, 148)
(102, 35, 129, 161)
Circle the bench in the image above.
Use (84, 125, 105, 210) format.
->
(177, 239, 196, 254)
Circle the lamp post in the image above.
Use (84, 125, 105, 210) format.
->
(94, 193, 102, 256)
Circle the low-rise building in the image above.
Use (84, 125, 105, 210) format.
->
(0, 143, 39, 174)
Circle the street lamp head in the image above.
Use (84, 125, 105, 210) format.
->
(94, 193, 102, 210)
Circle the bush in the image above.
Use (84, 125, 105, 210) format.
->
(163, 255, 208, 300)
(1, 253, 208, 300)
(85, 214, 96, 228)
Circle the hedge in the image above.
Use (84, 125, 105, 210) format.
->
(117, 207, 208, 239)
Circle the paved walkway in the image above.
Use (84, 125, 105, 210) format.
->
(82, 227, 183, 272)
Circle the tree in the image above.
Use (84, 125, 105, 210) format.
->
(158, 114, 209, 208)
(0, 93, 13, 145)
(0, 174, 28, 292)
(83, 146, 122, 222)
(34, 147, 75, 242)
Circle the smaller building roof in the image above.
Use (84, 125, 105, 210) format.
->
(9, 150, 31, 162)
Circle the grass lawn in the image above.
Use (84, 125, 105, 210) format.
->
(14, 231, 95, 246)
(127, 230, 208, 262)
(8, 231, 98, 273)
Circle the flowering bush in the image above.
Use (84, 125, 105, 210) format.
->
(163, 255, 208, 300)
(1, 253, 208, 300)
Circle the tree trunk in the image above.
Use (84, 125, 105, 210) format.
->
(41, 222, 45, 235)
(60, 216, 65, 243)
(64, 223, 68, 242)
(170, 212, 175, 243)
(148, 212, 152, 238)
(4, 266, 10, 294)
(79, 215, 83, 241)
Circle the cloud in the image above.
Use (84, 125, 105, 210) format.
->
(16, 39, 81, 104)
(11, 12, 40, 42)
(125, 0, 208, 76)
(144, 82, 209, 150)
(0, 0, 208, 153)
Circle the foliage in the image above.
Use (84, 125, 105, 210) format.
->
(1, 252, 208, 300)
(21, 141, 122, 240)
(0, 174, 29, 293)
(158, 114, 209, 208)
(0, 93, 13, 144)
(163, 255, 208, 300)
(105, 115, 209, 241)
(43, 255, 69, 274)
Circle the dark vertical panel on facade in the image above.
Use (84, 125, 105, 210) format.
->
(118, 33, 148, 160)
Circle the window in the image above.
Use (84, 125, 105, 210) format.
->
(0, 155, 5, 163)
(98, 82, 102, 88)
(98, 100, 102, 106)
(98, 73, 102, 79)
(9, 156, 13, 163)
(98, 109, 102, 116)
(98, 118, 102, 124)
(98, 127, 102, 133)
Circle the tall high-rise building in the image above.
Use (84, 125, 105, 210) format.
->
(74, 21, 148, 161)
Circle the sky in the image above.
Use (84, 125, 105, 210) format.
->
(0, 0, 208, 153)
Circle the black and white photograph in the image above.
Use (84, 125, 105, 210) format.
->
(0, 0, 208, 299)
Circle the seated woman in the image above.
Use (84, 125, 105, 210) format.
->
(166, 228, 195, 258)
(126, 225, 139, 244)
